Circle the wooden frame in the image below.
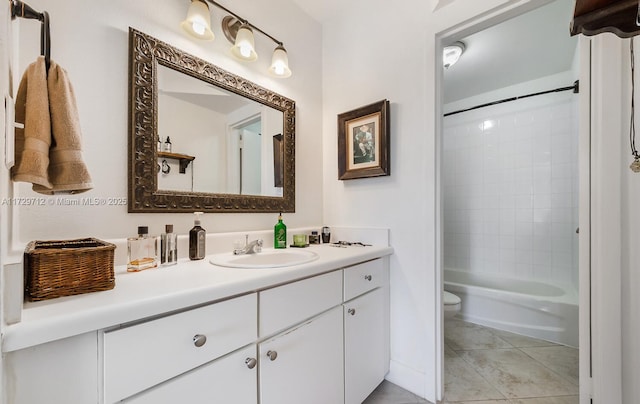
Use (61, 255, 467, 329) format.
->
(337, 100, 390, 180)
(128, 28, 295, 213)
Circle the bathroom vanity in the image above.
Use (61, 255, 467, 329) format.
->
(2, 244, 392, 404)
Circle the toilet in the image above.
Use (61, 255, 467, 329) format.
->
(443, 291, 461, 319)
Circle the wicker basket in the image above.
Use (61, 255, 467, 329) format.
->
(24, 238, 116, 301)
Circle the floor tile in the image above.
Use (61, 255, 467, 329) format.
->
(445, 319, 513, 350)
(362, 380, 432, 404)
(492, 329, 559, 348)
(444, 357, 506, 402)
(445, 400, 511, 404)
(458, 348, 578, 399)
(519, 346, 579, 386)
(511, 396, 579, 403)
(444, 343, 459, 359)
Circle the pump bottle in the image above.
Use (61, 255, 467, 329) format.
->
(189, 212, 206, 260)
(274, 213, 287, 249)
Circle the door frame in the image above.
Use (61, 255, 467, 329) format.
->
(433, 1, 593, 402)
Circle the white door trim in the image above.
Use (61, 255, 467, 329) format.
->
(588, 33, 624, 403)
(434, 1, 593, 402)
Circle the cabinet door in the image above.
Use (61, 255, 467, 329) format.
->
(344, 288, 386, 404)
(125, 345, 257, 404)
(259, 306, 344, 404)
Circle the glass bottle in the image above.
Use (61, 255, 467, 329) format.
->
(127, 226, 158, 272)
(274, 213, 287, 249)
(161, 224, 178, 266)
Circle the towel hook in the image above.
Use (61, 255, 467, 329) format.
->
(10, 0, 51, 71)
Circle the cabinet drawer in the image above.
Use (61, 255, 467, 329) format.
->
(260, 270, 342, 337)
(344, 259, 385, 301)
(103, 293, 257, 403)
(124, 345, 257, 404)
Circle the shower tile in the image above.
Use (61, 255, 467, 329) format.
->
(458, 349, 578, 399)
(520, 346, 579, 386)
(444, 320, 513, 350)
(444, 357, 506, 402)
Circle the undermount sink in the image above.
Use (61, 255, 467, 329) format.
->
(209, 248, 319, 269)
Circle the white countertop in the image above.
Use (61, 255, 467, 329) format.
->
(2, 244, 393, 353)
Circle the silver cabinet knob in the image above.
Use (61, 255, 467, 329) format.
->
(266, 350, 278, 361)
(245, 357, 257, 369)
(348, 308, 356, 316)
(193, 334, 207, 347)
(364, 275, 372, 281)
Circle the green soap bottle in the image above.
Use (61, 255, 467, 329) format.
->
(274, 212, 287, 249)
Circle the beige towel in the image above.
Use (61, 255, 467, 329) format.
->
(33, 59, 93, 194)
(11, 56, 52, 189)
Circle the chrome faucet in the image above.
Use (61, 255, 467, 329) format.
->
(234, 235, 263, 255)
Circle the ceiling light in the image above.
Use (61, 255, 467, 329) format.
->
(443, 41, 465, 69)
(269, 45, 292, 78)
(181, 0, 214, 41)
(230, 22, 257, 61)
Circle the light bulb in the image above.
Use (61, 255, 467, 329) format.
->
(192, 21, 205, 36)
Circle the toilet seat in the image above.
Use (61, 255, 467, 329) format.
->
(443, 291, 461, 318)
(443, 291, 461, 306)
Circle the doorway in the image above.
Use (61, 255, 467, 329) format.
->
(435, 0, 590, 402)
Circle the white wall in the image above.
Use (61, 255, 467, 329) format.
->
(442, 88, 579, 291)
(321, 0, 572, 401)
(6, 0, 322, 258)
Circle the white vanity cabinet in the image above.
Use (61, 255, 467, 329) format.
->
(124, 344, 257, 404)
(102, 293, 258, 403)
(258, 270, 345, 404)
(259, 306, 344, 404)
(343, 259, 390, 404)
(3, 252, 392, 404)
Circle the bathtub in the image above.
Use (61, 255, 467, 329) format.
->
(444, 268, 579, 347)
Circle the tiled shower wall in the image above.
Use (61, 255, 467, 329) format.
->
(443, 92, 579, 290)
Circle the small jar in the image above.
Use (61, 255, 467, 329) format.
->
(309, 231, 320, 244)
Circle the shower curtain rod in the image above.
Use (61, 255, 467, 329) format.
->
(444, 80, 579, 117)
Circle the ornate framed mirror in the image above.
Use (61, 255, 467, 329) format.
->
(128, 28, 295, 213)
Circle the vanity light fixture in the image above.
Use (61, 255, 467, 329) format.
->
(181, 0, 292, 77)
(443, 41, 465, 69)
(230, 22, 257, 61)
(181, 0, 214, 41)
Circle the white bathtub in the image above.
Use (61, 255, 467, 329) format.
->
(444, 268, 579, 347)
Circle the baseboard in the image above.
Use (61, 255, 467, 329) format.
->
(386, 359, 435, 402)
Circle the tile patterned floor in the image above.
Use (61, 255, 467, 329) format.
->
(362, 319, 579, 404)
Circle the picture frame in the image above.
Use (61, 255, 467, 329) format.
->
(337, 99, 390, 180)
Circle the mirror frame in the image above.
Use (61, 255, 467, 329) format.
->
(128, 28, 295, 213)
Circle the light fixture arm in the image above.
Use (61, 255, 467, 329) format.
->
(204, 0, 283, 46)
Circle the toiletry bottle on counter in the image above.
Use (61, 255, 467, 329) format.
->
(164, 136, 172, 152)
(274, 212, 287, 249)
(127, 226, 158, 272)
(161, 224, 177, 266)
(189, 212, 206, 260)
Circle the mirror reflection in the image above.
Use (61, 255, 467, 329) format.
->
(157, 64, 284, 197)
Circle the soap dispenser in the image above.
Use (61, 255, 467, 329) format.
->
(163, 136, 172, 153)
(189, 212, 206, 260)
(274, 212, 287, 249)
